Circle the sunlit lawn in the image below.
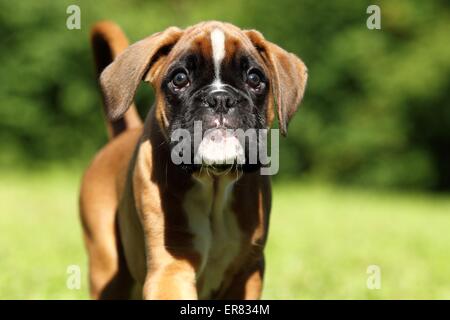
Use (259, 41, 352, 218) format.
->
(1, 169, 450, 299)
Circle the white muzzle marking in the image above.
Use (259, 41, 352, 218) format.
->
(195, 129, 245, 165)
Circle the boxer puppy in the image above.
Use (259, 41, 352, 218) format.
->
(80, 20, 307, 299)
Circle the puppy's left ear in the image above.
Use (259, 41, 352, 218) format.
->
(100, 26, 183, 120)
(245, 30, 308, 136)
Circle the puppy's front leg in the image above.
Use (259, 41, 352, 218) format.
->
(222, 257, 264, 299)
(133, 139, 201, 300)
(136, 199, 200, 299)
(143, 258, 198, 300)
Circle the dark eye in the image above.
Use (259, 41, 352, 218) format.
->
(246, 69, 265, 92)
(247, 72, 261, 88)
(172, 71, 189, 89)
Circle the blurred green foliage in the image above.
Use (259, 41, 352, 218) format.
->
(1, 0, 449, 190)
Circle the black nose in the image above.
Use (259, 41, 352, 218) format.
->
(206, 91, 236, 111)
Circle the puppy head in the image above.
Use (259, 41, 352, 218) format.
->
(100, 21, 307, 172)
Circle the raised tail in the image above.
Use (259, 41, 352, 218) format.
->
(91, 21, 142, 139)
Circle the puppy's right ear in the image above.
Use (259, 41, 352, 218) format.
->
(245, 30, 307, 136)
(100, 27, 183, 120)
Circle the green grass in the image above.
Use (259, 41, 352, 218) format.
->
(1, 170, 450, 299)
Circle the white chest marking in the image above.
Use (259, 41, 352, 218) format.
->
(184, 176, 242, 298)
(210, 28, 226, 91)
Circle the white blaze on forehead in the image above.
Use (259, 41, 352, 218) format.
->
(210, 28, 226, 90)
